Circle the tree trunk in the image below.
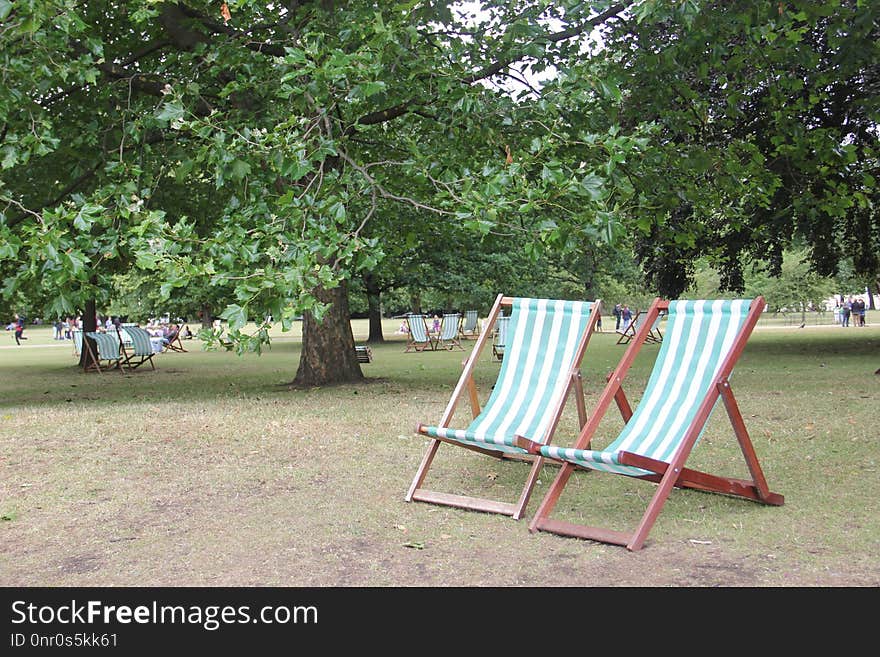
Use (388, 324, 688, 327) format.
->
(293, 281, 364, 386)
(78, 298, 97, 370)
(363, 272, 384, 344)
(200, 302, 213, 330)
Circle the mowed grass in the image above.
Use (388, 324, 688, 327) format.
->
(0, 315, 878, 586)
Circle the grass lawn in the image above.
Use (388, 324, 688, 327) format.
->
(1, 313, 878, 586)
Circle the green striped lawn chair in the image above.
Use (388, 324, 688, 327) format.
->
(491, 315, 510, 361)
(460, 309, 480, 339)
(73, 329, 83, 357)
(404, 314, 434, 352)
(82, 330, 126, 373)
(117, 326, 157, 371)
(524, 297, 784, 550)
(435, 313, 463, 350)
(407, 294, 602, 520)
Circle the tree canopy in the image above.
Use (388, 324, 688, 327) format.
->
(2, 1, 876, 383)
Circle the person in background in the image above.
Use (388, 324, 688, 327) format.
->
(13, 314, 27, 345)
(621, 304, 633, 331)
(852, 296, 866, 327)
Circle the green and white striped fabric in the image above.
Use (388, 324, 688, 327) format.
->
(539, 299, 751, 476)
(407, 314, 431, 346)
(125, 326, 154, 356)
(439, 313, 460, 340)
(421, 298, 595, 454)
(462, 310, 479, 333)
(73, 330, 83, 356)
(85, 331, 121, 362)
(493, 315, 510, 360)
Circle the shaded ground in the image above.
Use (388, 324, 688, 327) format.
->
(1, 324, 878, 587)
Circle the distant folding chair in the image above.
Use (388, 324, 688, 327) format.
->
(355, 345, 373, 363)
(117, 326, 157, 371)
(615, 310, 642, 344)
(644, 311, 665, 344)
(73, 330, 83, 358)
(523, 297, 784, 550)
(82, 331, 126, 373)
(163, 325, 188, 353)
(459, 310, 480, 339)
(404, 314, 435, 352)
(492, 315, 510, 361)
(406, 294, 602, 520)
(435, 313, 464, 350)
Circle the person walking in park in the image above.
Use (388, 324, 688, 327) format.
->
(621, 304, 633, 331)
(841, 298, 851, 327)
(613, 303, 622, 330)
(852, 296, 866, 327)
(13, 314, 27, 345)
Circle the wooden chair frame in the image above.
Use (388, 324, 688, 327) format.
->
(524, 296, 784, 550)
(163, 324, 188, 353)
(82, 331, 127, 373)
(406, 294, 602, 520)
(435, 313, 464, 351)
(116, 326, 156, 371)
(404, 314, 435, 352)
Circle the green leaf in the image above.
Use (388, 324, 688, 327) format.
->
(155, 102, 185, 122)
(228, 159, 251, 181)
(220, 304, 248, 331)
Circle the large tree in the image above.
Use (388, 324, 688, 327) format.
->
(599, 0, 879, 296)
(0, 0, 636, 382)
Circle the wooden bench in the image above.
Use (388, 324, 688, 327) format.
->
(355, 345, 373, 363)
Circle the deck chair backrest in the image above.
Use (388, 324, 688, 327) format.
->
(462, 310, 478, 332)
(407, 314, 430, 342)
(86, 331, 121, 360)
(493, 315, 510, 359)
(551, 299, 752, 476)
(439, 313, 460, 341)
(125, 326, 155, 357)
(73, 330, 83, 356)
(461, 298, 595, 447)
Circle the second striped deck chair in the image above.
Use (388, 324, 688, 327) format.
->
(82, 331, 126, 373)
(435, 313, 463, 350)
(523, 297, 784, 550)
(117, 326, 157, 371)
(459, 309, 480, 339)
(406, 294, 602, 520)
(492, 315, 510, 361)
(404, 314, 434, 352)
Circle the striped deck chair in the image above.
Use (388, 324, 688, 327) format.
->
(492, 315, 510, 361)
(163, 325, 188, 352)
(435, 313, 463, 350)
(523, 297, 784, 550)
(404, 314, 434, 352)
(459, 310, 480, 339)
(117, 326, 157, 370)
(406, 294, 602, 519)
(644, 311, 665, 344)
(82, 331, 126, 373)
(73, 329, 83, 357)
